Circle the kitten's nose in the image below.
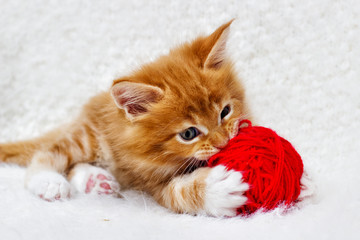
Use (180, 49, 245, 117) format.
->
(214, 139, 229, 149)
(210, 130, 229, 149)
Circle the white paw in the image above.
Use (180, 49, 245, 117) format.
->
(298, 171, 315, 200)
(70, 164, 120, 196)
(203, 165, 248, 217)
(26, 171, 71, 201)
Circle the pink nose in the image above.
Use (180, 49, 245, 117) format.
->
(210, 128, 229, 149)
(214, 140, 229, 149)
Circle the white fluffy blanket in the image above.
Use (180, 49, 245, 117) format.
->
(1, 0, 359, 239)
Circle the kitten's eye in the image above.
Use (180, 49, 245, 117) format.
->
(179, 127, 200, 141)
(221, 105, 231, 119)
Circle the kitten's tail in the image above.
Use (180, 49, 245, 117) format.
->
(0, 140, 40, 166)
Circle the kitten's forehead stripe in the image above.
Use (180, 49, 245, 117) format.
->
(208, 92, 223, 105)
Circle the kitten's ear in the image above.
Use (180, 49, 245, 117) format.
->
(196, 20, 233, 69)
(111, 81, 163, 121)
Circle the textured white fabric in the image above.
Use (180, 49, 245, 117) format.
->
(0, 0, 359, 239)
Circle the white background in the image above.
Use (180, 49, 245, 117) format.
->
(0, 0, 359, 239)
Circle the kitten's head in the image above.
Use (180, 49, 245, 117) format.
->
(111, 21, 249, 166)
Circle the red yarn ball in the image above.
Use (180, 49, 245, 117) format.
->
(207, 120, 303, 215)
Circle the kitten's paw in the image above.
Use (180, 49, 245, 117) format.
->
(85, 172, 120, 195)
(70, 164, 120, 196)
(203, 165, 248, 217)
(298, 171, 315, 200)
(26, 171, 71, 201)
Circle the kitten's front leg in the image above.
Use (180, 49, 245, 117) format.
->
(25, 152, 72, 201)
(156, 165, 249, 217)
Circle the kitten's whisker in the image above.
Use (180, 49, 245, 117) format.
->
(171, 157, 197, 185)
(145, 152, 173, 183)
(184, 157, 198, 175)
(168, 158, 193, 180)
(163, 157, 197, 186)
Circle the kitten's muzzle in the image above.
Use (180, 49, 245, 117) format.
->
(209, 130, 229, 149)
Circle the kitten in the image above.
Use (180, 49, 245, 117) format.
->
(0, 21, 251, 217)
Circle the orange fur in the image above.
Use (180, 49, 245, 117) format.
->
(0, 21, 251, 214)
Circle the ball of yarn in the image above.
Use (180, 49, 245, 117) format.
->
(207, 120, 303, 215)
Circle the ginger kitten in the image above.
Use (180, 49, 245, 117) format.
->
(0, 21, 251, 217)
